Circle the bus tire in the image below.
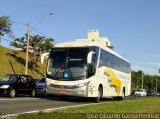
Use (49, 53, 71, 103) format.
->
(94, 86, 102, 103)
(121, 89, 125, 100)
(117, 89, 125, 101)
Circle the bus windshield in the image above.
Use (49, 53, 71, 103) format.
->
(46, 48, 89, 81)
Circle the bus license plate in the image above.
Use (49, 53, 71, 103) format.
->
(59, 90, 67, 94)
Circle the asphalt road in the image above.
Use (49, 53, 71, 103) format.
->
(0, 94, 105, 116)
(0, 94, 137, 117)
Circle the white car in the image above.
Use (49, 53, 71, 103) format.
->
(36, 78, 46, 94)
(134, 89, 147, 96)
(156, 92, 160, 96)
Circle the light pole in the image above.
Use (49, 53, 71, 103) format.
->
(25, 23, 30, 75)
(32, 13, 53, 30)
(156, 69, 160, 92)
(156, 78, 157, 92)
(141, 72, 144, 89)
(24, 13, 53, 74)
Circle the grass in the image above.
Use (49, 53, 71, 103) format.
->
(17, 97, 160, 119)
(0, 45, 46, 79)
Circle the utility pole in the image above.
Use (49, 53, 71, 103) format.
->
(25, 22, 30, 75)
(141, 72, 143, 89)
(157, 69, 160, 92)
(24, 13, 52, 74)
(156, 78, 157, 92)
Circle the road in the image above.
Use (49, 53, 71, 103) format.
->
(0, 95, 98, 116)
(0, 94, 136, 117)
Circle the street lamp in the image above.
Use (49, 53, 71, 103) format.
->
(156, 78, 157, 92)
(25, 23, 30, 75)
(141, 71, 144, 89)
(25, 13, 53, 75)
(156, 69, 160, 92)
(32, 13, 53, 30)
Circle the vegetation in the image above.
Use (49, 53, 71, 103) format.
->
(0, 15, 54, 79)
(0, 16, 13, 39)
(17, 97, 160, 119)
(0, 45, 46, 79)
(10, 35, 54, 69)
(132, 70, 160, 91)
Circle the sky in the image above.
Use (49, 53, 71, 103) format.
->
(0, 0, 160, 75)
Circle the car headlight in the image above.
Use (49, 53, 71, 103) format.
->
(0, 85, 10, 89)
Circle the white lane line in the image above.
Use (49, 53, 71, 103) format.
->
(0, 97, 61, 101)
(44, 102, 112, 112)
(0, 97, 39, 101)
(2, 101, 112, 118)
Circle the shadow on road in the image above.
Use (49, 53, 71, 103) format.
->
(35, 94, 118, 103)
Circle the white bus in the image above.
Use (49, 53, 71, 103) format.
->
(41, 31, 131, 102)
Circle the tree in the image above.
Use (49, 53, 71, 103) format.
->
(131, 70, 160, 91)
(0, 16, 13, 39)
(131, 70, 143, 89)
(10, 35, 54, 69)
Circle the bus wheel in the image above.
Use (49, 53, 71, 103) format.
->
(121, 89, 125, 100)
(94, 87, 102, 103)
(117, 89, 125, 101)
(122, 90, 125, 99)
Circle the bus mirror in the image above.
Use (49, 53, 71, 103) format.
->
(41, 52, 49, 64)
(87, 51, 95, 64)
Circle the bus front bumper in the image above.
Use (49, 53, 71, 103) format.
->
(45, 85, 88, 97)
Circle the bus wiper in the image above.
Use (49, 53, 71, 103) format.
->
(52, 64, 65, 79)
(72, 75, 87, 79)
(52, 64, 74, 80)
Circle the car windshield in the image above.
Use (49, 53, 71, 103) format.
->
(137, 90, 143, 92)
(46, 47, 89, 81)
(148, 90, 155, 93)
(0, 75, 17, 82)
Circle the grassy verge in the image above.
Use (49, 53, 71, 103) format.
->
(17, 97, 160, 119)
(0, 45, 46, 79)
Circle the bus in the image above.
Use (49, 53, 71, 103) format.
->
(41, 31, 131, 102)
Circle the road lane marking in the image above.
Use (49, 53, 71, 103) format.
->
(0, 97, 39, 101)
(0, 97, 65, 101)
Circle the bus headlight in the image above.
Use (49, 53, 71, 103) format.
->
(75, 82, 90, 88)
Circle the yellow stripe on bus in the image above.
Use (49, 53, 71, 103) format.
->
(104, 67, 122, 95)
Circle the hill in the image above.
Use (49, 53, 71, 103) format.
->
(0, 45, 46, 79)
